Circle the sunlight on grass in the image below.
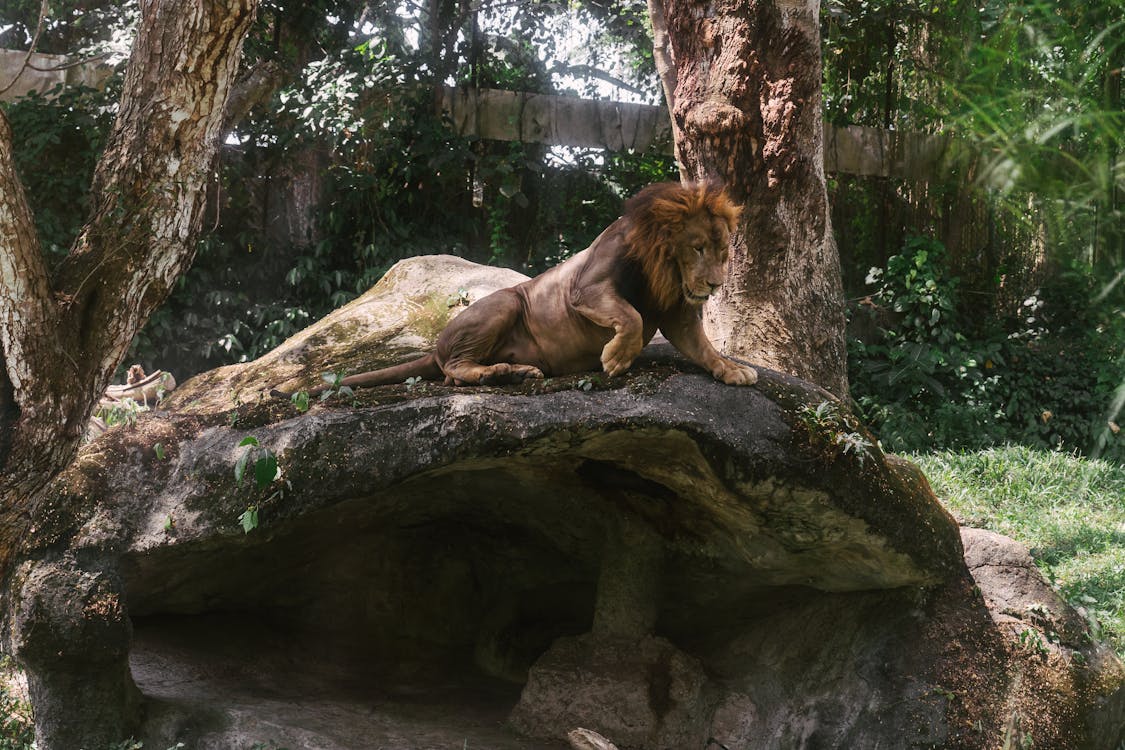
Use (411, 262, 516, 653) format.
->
(912, 446, 1125, 654)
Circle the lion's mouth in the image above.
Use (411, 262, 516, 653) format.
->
(683, 287, 711, 304)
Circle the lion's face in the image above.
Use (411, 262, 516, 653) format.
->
(674, 212, 732, 306)
(623, 181, 741, 311)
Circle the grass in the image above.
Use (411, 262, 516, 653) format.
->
(913, 446, 1125, 655)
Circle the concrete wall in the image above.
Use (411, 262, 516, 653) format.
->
(0, 46, 959, 182)
(0, 48, 113, 102)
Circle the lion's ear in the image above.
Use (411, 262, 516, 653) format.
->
(725, 201, 743, 231)
(709, 187, 742, 232)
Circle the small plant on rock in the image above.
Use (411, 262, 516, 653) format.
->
(97, 397, 146, 428)
(233, 436, 288, 533)
(576, 376, 602, 392)
(797, 401, 875, 466)
(318, 371, 354, 402)
(290, 390, 311, 413)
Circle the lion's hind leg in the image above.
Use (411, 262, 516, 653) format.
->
(442, 361, 544, 386)
(434, 289, 545, 386)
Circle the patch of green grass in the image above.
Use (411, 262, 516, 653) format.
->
(912, 446, 1125, 654)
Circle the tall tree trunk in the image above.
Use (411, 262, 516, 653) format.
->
(655, 0, 849, 397)
(0, 0, 258, 594)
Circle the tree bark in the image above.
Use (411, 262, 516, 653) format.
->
(646, 0, 688, 183)
(656, 0, 849, 397)
(0, 0, 258, 590)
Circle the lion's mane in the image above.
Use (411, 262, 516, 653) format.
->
(622, 181, 741, 310)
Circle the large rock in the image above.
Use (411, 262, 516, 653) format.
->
(6, 255, 1123, 749)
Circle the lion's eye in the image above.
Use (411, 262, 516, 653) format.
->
(694, 246, 704, 255)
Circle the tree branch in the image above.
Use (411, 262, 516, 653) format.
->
(223, 59, 288, 133)
(0, 111, 60, 408)
(646, 0, 688, 182)
(53, 0, 259, 394)
(0, 0, 47, 97)
(550, 63, 648, 97)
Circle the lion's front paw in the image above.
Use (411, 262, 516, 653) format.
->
(714, 359, 758, 386)
(601, 335, 643, 378)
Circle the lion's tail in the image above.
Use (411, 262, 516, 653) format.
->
(271, 354, 442, 399)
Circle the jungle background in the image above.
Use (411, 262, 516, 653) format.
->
(0, 0, 1123, 711)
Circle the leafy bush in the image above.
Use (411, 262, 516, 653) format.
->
(850, 236, 1004, 449)
(0, 683, 33, 750)
(850, 236, 1124, 459)
(2, 83, 117, 261)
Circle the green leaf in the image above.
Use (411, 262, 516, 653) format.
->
(238, 436, 260, 448)
(234, 451, 251, 485)
(238, 507, 259, 534)
(154, 443, 166, 460)
(254, 451, 279, 489)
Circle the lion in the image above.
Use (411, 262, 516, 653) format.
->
(280, 181, 758, 395)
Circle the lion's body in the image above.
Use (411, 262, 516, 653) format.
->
(435, 227, 657, 380)
(296, 181, 757, 393)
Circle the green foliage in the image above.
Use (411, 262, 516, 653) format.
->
(796, 401, 875, 465)
(290, 390, 311, 413)
(238, 505, 260, 534)
(1, 83, 116, 261)
(915, 446, 1125, 655)
(865, 236, 964, 349)
(317, 372, 354, 402)
(0, 678, 33, 750)
(2, 2, 671, 383)
(851, 236, 1125, 459)
(234, 436, 280, 489)
(826, 1, 1123, 433)
(233, 436, 288, 533)
(1015, 627, 1050, 658)
(945, 1, 1125, 270)
(97, 398, 147, 429)
(576, 376, 596, 392)
(850, 236, 996, 446)
(824, 0, 978, 129)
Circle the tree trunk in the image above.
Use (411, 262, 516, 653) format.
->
(655, 0, 849, 397)
(0, 0, 258, 594)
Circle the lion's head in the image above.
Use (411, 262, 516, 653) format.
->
(623, 181, 741, 310)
